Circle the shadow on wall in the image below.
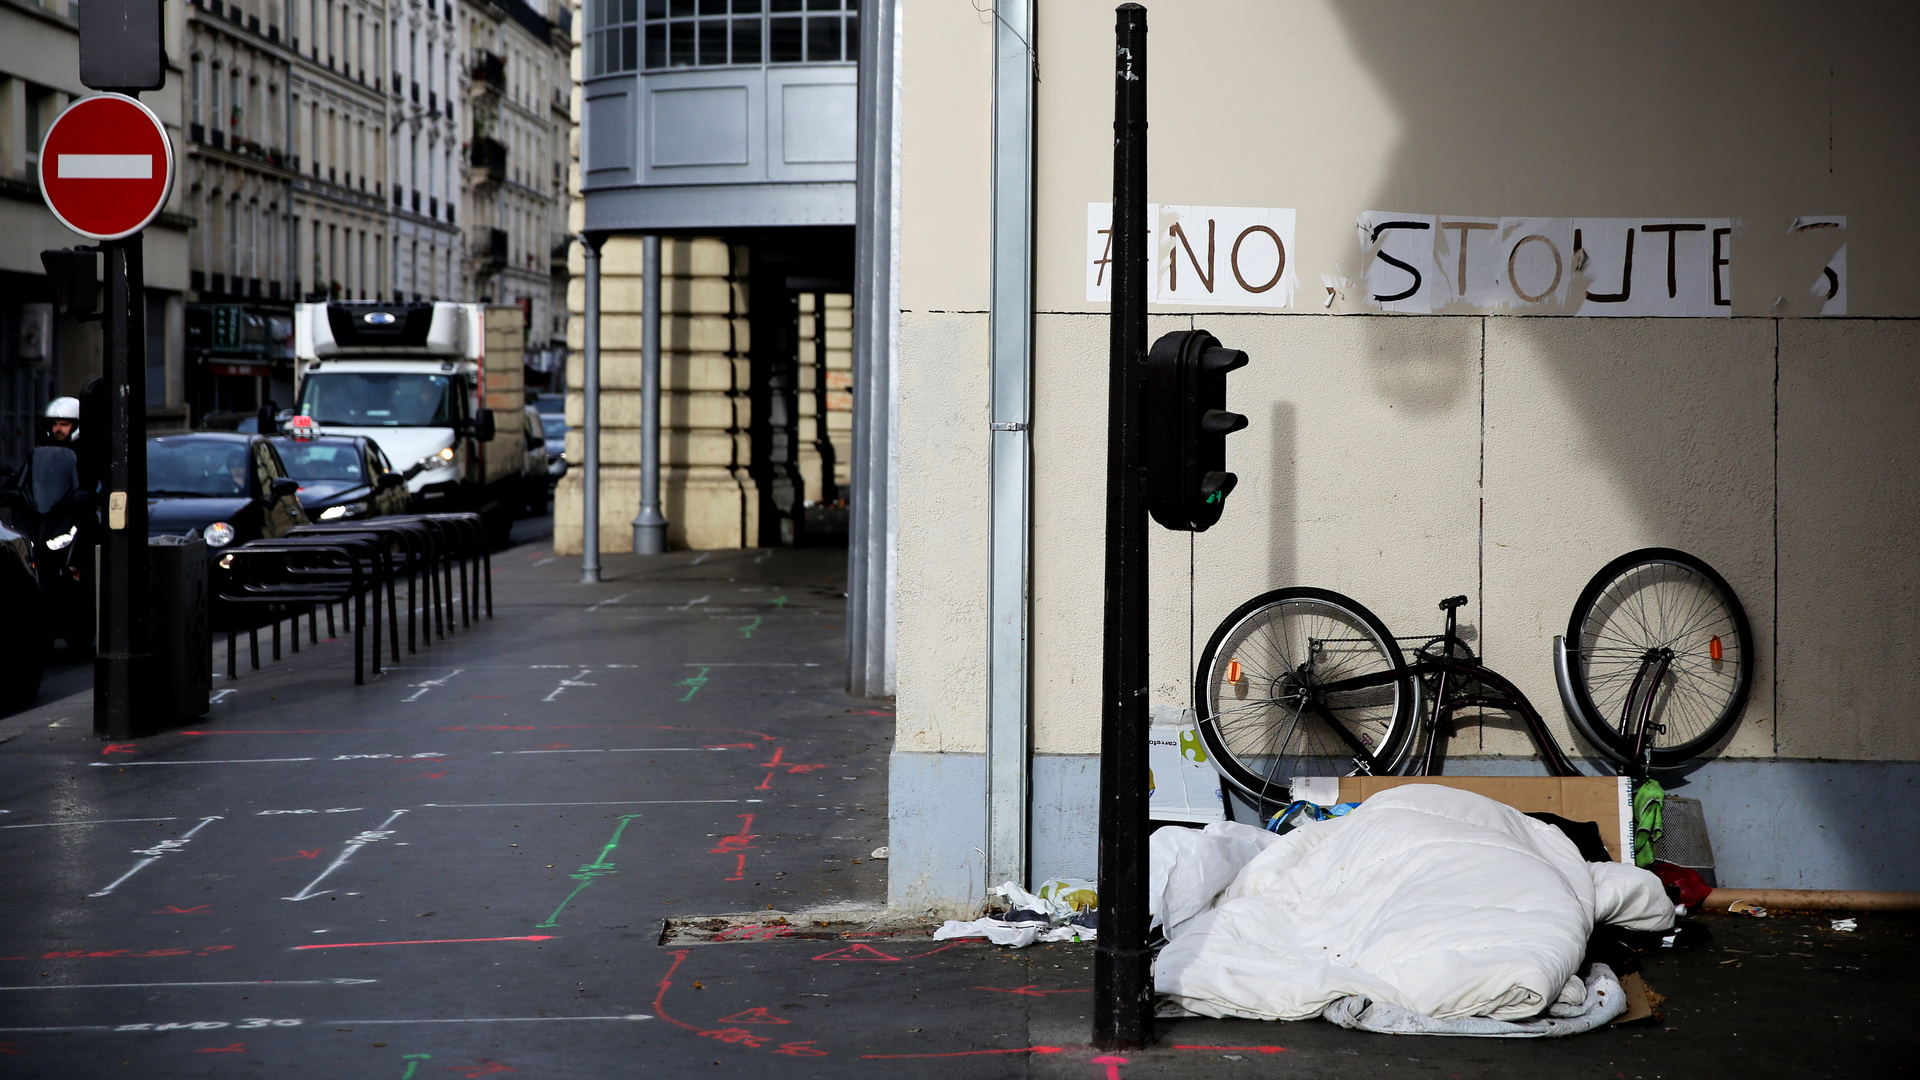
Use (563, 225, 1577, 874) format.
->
(1266, 399, 1296, 590)
(1312, 5, 1808, 666)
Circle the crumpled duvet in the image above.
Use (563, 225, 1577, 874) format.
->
(1153, 784, 1673, 1023)
(1322, 963, 1627, 1037)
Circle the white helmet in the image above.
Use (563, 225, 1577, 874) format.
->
(45, 396, 80, 420)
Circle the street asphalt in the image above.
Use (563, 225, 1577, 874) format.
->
(0, 518, 1911, 1078)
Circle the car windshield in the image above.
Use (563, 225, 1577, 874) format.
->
(273, 440, 364, 482)
(146, 439, 250, 498)
(541, 415, 567, 438)
(297, 373, 454, 427)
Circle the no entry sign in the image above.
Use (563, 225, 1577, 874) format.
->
(39, 93, 174, 241)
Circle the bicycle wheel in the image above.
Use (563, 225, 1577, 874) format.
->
(1565, 548, 1753, 768)
(1194, 587, 1416, 810)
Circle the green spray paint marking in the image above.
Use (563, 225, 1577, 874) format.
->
(536, 815, 643, 928)
(401, 1054, 432, 1080)
(738, 616, 762, 639)
(771, 595, 788, 608)
(677, 667, 710, 702)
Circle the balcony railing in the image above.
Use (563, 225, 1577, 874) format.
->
(472, 50, 505, 95)
(479, 228, 508, 268)
(468, 137, 506, 183)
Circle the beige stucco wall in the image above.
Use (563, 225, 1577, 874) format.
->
(893, 0, 1920, 764)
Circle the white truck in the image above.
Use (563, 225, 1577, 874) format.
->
(292, 301, 530, 539)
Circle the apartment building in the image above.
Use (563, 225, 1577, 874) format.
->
(463, 0, 570, 376)
(389, 0, 463, 303)
(0, 0, 191, 457)
(180, 0, 298, 412)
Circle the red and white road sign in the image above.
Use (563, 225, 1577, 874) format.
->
(38, 93, 175, 242)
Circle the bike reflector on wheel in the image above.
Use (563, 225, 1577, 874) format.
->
(1226, 658, 1243, 684)
(1709, 635, 1723, 662)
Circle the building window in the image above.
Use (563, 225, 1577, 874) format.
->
(190, 57, 204, 126)
(593, 0, 857, 76)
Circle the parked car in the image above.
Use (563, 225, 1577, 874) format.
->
(145, 433, 308, 551)
(518, 405, 550, 514)
(270, 426, 411, 522)
(0, 516, 48, 710)
(531, 395, 568, 491)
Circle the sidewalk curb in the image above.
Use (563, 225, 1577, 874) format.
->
(0, 687, 92, 747)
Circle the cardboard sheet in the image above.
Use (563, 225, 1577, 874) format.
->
(1327, 776, 1632, 863)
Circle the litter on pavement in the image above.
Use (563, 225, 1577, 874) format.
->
(933, 879, 1099, 948)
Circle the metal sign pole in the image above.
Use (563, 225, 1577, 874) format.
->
(579, 234, 602, 583)
(94, 233, 150, 739)
(1094, 1, 1152, 1051)
(632, 234, 667, 554)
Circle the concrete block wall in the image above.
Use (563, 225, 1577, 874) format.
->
(556, 236, 756, 553)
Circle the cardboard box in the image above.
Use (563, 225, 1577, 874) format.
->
(1293, 775, 1632, 863)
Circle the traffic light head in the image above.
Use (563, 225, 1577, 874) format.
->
(1144, 329, 1248, 532)
(40, 248, 99, 319)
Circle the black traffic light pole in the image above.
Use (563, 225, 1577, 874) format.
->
(1094, 1, 1152, 1050)
(95, 234, 150, 739)
(75, 0, 165, 739)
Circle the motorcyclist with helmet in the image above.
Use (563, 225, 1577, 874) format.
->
(0, 396, 99, 654)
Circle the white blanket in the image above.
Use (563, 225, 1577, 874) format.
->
(1153, 784, 1673, 1022)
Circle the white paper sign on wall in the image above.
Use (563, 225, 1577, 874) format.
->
(1088, 203, 1297, 309)
(1793, 215, 1847, 316)
(1155, 204, 1296, 309)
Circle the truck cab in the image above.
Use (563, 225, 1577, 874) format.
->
(292, 302, 524, 538)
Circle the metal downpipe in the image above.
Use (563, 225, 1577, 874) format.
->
(986, 0, 1035, 892)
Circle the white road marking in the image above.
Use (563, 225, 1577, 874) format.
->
(0, 979, 377, 991)
(88, 816, 222, 898)
(210, 689, 237, 703)
(283, 810, 407, 902)
(541, 669, 596, 702)
(0, 817, 177, 830)
(422, 799, 760, 808)
(0, 1014, 649, 1034)
(669, 594, 711, 611)
(91, 758, 316, 767)
(403, 668, 464, 702)
(533, 556, 558, 566)
(690, 552, 710, 565)
(587, 590, 635, 612)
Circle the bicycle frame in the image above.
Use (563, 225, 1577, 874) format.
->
(1300, 598, 1588, 778)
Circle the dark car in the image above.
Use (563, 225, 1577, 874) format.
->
(145, 433, 308, 551)
(270, 432, 410, 522)
(0, 518, 47, 710)
(532, 398, 567, 489)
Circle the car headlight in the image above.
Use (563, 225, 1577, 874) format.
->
(46, 526, 77, 551)
(318, 502, 367, 521)
(203, 522, 236, 548)
(437, 446, 456, 462)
